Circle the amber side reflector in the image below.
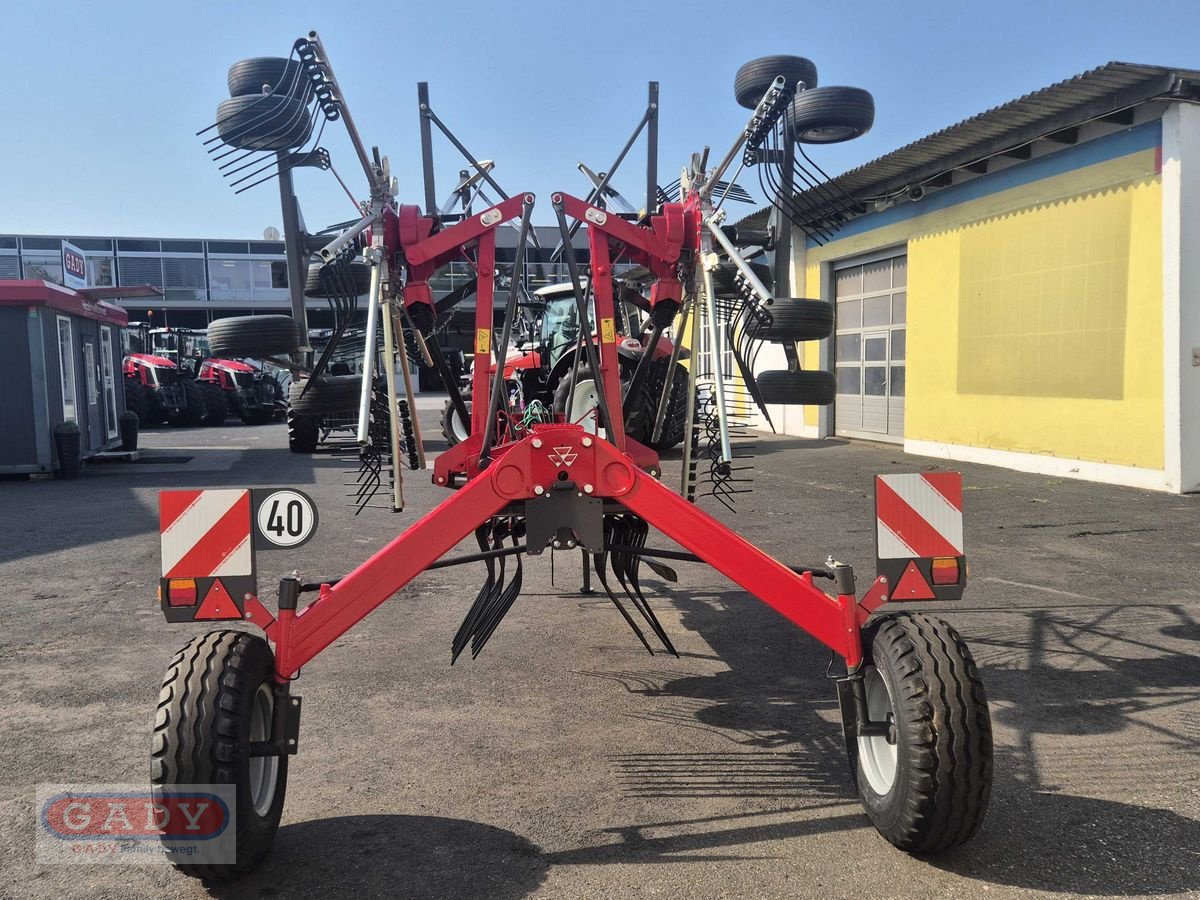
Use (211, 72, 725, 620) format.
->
(167, 578, 199, 607)
(931, 557, 960, 585)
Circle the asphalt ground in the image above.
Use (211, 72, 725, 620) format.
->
(1, 395, 1198, 899)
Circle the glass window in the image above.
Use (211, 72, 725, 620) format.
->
(83, 341, 98, 406)
(251, 260, 289, 290)
(163, 257, 206, 289)
(835, 265, 861, 295)
(890, 366, 906, 397)
(836, 333, 861, 362)
(863, 260, 891, 292)
(864, 335, 887, 361)
(208, 258, 251, 294)
(87, 256, 115, 286)
(892, 257, 907, 288)
(863, 296, 890, 327)
(24, 255, 64, 284)
(100, 326, 119, 438)
(864, 366, 887, 396)
(892, 291, 907, 324)
(836, 366, 861, 395)
(837, 299, 861, 329)
(891, 329, 906, 361)
(57, 316, 76, 421)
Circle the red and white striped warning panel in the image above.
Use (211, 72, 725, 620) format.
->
(875, 473, 963, 560)
(160, 489, 253, 578)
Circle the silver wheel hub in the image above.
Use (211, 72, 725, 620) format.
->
(248, 683, 279, 817)
(858, 666, 898, 796)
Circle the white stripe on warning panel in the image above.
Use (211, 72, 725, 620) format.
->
(880, 474, 964, 554)
(876, 519, 919, 560)
(209, 535, 252, 578)
(160, 489, 247, 576)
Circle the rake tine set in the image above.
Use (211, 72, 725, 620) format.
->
(593, 516, 678, 657)
(451, 519, 526, 662)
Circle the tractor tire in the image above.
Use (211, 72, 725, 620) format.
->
(788, 86, 875, 144)
(755, 369, 836, 406)
(215, 95, 314, 152)
(441, 399, 472, 446)
(711, 261, 773, 296)
(287, 410, 319, 452)
(200, 382, 227, 426)
(152, 631, 288, 880)
(288, 375, 362, 416)
(853, 613, 993, 853)
(764, 299, 834, 342)
(123, 378, 147, 426)
(209, 315, 302, 359)
(734, 55, 818, 109)
(626, 359, 688, 451)
(172, 379, 208, 427)
(304, 260, 374, 298)
(226, 57, 311, 103)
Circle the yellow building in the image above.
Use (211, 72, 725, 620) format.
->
(751, 62, 1200, 493)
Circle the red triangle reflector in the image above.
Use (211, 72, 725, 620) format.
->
(892, 560, 936, 600)
(195, 578, 241, 620)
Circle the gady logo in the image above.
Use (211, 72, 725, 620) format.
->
(62, 246, 87, 282)
(40, 790, 230, 841)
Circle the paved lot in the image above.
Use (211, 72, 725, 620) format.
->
(1, 396, 1198, 899)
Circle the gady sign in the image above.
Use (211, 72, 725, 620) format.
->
(62, 241, 88, 290)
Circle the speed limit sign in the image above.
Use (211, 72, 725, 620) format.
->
(252, 489, 319, 549)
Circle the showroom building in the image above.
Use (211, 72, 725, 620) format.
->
(752, 61, 1200, 493)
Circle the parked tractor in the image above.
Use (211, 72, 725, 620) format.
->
(122, 353, 207, 426)
(441, 280, 690, 450)
(196, 357, 286, 426)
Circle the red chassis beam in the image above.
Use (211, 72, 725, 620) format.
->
(270, 424, 863, 679)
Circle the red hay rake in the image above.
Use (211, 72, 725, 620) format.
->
(154, 32, 992, 880)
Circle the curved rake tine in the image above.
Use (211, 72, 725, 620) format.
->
(452, 527, 497, 663)
(471, 546, 524, 658)
(610, 516, 670, 652)
(593, 548, 653, 655)
(627, 519, 677, 656)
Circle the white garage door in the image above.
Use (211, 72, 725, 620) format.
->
(834, 255, 906, 441)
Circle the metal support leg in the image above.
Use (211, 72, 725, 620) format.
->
(581, 549, 594, 595)
(380, 287, 404, 512)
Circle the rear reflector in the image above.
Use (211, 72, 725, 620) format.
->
(167, 578, 198, 607)
(931, 557, 960, 585)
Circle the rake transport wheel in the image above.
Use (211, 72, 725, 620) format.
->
(441, 399, 472, 446)
(152, 631, 288, 879)
(764, 298, 834, 342)
(288, 375, 362, 415)
(711, 260, 773, 295)
(226, 57, 311, 103)
(853, 613, 993, 853)
(287, 409, 320, 453)
(214, 95, 314, 151)
(755, 369, 836, 405)
(209, 315, 303, 358)
(788, 86, 875, 144)
(734, 55, 819, 108)
(303, 260, 373, 298)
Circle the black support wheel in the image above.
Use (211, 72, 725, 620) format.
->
(764, 298, 834, 342)
(734, 55, 819, 109)
(755, 369, 836, 405)
(853, 613, 993, 853)
(200, 382, 227, 426)
(215, 95, 314, 152)
(227, 57, 311, 103)
(788, 86, 875, 144)
(152, 631, 288, 880)
(287, 410, 319, 452)
(710, 261, 773, 296)
(441, 398, 472, 446)
(209, 315, 303, 358)
(304, 260, 374, 298)
(288, 375, 362, 416)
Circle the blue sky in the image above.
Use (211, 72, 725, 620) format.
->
(4, 0, 1198, 237)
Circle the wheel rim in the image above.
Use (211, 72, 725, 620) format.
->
(568, 379, 600, 434)
(451, 408, 470, 443)
(248, 683, 279, 817)
(858, 666, 898, 795)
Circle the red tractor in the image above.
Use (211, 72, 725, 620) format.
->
(195, 357, 285, 426)
(122, 352, 207, 426)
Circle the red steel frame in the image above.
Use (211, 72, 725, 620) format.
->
(249, 191, 879, 682)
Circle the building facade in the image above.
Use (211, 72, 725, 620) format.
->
(752, 62, 1200, 493)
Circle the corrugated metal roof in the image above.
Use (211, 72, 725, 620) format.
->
(739, 61, 1200, 234)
